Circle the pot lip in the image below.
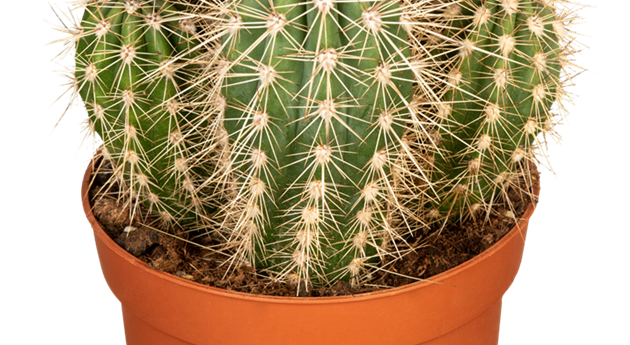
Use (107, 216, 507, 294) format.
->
(83, 157, 538, 305)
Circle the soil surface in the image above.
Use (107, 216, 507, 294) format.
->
(89, 160, 538, 297)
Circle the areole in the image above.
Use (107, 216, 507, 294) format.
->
(82, 158, 539, 345)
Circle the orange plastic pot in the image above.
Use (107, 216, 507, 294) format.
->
(82, 158, 537, 345)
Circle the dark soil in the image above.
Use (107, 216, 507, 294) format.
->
(89, 160, 538, 297)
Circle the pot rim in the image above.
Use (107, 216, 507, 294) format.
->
(83, 156, 537, 305)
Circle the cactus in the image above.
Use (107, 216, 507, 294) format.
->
(187, 0, 460, 288)
(72, 0, 210, 227)
(60, 0, 578, 290)
(418, 0, 575, 226)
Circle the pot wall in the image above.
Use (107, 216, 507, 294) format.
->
(83, 159, 536, 345)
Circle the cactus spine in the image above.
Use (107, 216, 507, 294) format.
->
(61, 0, 578, 290)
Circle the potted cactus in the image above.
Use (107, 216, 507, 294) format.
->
(61, 0, 578, 343)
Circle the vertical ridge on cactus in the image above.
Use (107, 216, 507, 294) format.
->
(58, 0, 581, 291)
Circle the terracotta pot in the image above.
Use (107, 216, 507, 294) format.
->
(82, 158, 538, 345)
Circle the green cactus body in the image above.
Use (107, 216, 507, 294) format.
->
(217, 0, 425, 285)
(425, 0, 565, 223)
(65, 0, 576, 290)
(75, 0, 206, 226)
